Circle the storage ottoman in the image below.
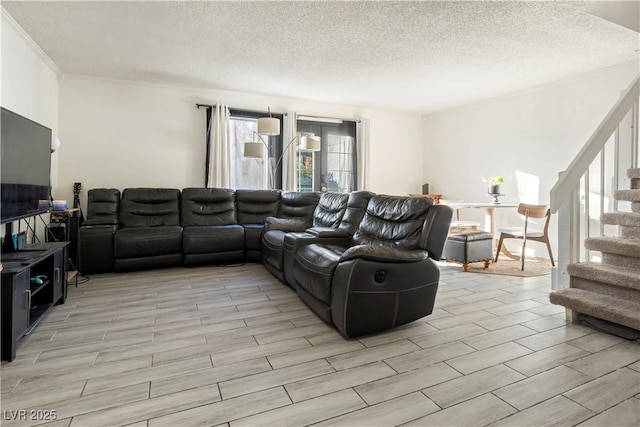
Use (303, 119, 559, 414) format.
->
(443, 230, 493, 271)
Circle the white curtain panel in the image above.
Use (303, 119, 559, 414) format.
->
(356, 119, 370, 191)
(282, 111, 298, 191)
(207, 104, 231, 188)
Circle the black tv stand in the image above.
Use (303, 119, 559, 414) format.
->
(1, 242, 68, 361)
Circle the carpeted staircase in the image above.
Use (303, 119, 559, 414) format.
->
(550, 168, 640, 335)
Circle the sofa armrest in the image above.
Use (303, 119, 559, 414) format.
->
(78, 225, 118, 274)
(283, 231, 350, 288)
(306, 227, 351, 238)
(283, 232, 351, 251)
(420, 204, 454, 261)
(340, 245, 428, 263)
(264, 216, 309, 232)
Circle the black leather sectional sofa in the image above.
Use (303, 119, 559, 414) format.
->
(78, 187, 453, 336)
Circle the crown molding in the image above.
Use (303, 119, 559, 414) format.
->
(1, 7, 63, 80)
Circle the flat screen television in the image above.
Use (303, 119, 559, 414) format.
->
(1, 107, 52, 224)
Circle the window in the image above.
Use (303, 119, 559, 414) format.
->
(226, 111, 356, 192)
(296, 120, 357, 193)
(297, 151, 315, 192)
(229, 110, 283, 190)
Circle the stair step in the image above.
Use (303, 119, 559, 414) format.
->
(549, 288, 640, 331)
(601, 212, 640, 227)
(615, 189, 640, 202)
(567, 262, 640, 291)
(585, 236, 640, 257)
(621, 226, 640, 240)
(627, 168, 640, 179)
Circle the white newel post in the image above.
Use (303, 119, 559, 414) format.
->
(553, 183, 581, 290)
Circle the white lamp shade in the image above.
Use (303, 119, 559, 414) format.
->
(244, 142, 264, 158)
(300, 135, 321, 151)
(257, 117, 280, 136)
(51, 135, 61, 153)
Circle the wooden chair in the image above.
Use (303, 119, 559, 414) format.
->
(494, 203, 555, 270)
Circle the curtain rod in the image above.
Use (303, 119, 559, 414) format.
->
(196, 103, 287, 116)
(297, 114, 361, 124)
(196, 104, 360, 123)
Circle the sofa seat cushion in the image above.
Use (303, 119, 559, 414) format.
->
(115, 226, 183, 259)
(262, 230, 287, 270)
(183, 225, 244, 254)
(294, 244, 347, 304)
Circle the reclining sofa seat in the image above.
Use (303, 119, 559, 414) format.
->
(235, 189, 280, 260)
(293, 195, 453, 337)
(281, 191, 373, 288)
(262, 191, 333, 282)
(181, 188, 244, 265)
(114, 188, 183, 271)
(78, 188, 120, 274)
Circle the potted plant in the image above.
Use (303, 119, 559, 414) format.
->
(482, 176, 504, 195)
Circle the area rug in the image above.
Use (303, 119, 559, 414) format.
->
(443, 258, 553, 277)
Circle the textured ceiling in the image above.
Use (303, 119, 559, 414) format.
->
(3, 1, 639, 114)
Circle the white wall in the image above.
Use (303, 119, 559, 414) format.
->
(58, 76, 424, 207)
(1, 12, 59, 132)
(423, 61, 639, 258)
(1, 10, 60, 239)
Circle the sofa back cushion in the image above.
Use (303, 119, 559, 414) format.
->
(278, 191, 320, 222)
(85, 188, 120, 225)
(338, 191, 375, 235)
(181, 188, 236, 226)
(352, 195, 432, 249)
(119, 188, 181, 228)
(313, 192, 349, 228)
(236, 189, 280, 224)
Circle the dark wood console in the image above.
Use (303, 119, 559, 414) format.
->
(1, 242, 68, 361)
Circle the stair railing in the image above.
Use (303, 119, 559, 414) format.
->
(550, 74, 639, 290)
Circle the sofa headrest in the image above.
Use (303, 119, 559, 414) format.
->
(88, 188, 120, 204)
(313, 192, 349, 228)
(279, 191, 320, 219)
(236, 189, 281, 204)
(352, 195, 431, 249)
(236, 189, 280, 224)
(86, 188, 120, 221)
(181, 188, 236, 226)
(338, 191, 375, 235)
(120, 188, 181, 228)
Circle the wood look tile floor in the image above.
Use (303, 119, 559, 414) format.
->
(2, 262, 640, 426)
